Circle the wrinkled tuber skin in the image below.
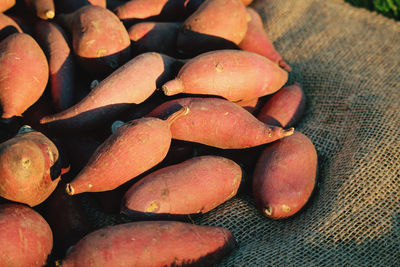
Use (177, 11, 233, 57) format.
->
(0, 203, 53, 267)
(253, 131, 318, 219)
(60, 221, 235, 267)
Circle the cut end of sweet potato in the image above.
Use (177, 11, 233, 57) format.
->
(263, 206, 272, 216)
(45, 10, 55, 19)
(162, 79, 184, 96)
(165, 106, 190, 126)
(283, 127, 295, 137)
(65, 183, 74, 196)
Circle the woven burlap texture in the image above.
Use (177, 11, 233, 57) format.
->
(79, 0, 400, 266)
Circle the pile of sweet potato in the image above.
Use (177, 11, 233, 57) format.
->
(0, 0, 318, 266)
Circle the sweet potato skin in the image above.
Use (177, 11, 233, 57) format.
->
(148, 97, 293, 149)
(177, 0, 247, 56)
(35, 21, 76, 112)
(162, 50, 288, 101)
(253, 131, 318, 219)
(0, 0, 15, 12)
(0, 203, 53, 267)
(239, 7, 291, 71)
(0, 33, 49, 119)
(60, 221, 235, 267)
(257, 82, 306, 128)
(122, 155, 242, 218)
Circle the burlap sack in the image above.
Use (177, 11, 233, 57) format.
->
(79, 0, 400, 265)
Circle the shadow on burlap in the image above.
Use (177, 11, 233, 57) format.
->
(78, 0, 399, 266)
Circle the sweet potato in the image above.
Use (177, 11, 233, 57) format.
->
(239, 7, 291, 71)
(162, 50, 288, 101)
(148, 97, 293, 149)
(257, 82, 306, 128)
(234, 97, 266, 114)
(0, 0, 15, 12)
(35, 21, 76, 112)
(128, 21, 181, 57)
(57, 5, 131, 75)
(253, 131, 318, 219)
(122, 155, 242, 219)
(176, 0, 247, 57)
(0, 13, 22, 41)
(25, 0, 55, 19)
(0, 126, 67, 206)
(60, 221, 235, 267)
(0, 33, 49, 119)
(40, 52, 181, 132)
(0, 204, 53, 267)
(65, 106, 189, 195)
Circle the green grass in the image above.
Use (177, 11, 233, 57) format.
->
(346, 0, 400, 20)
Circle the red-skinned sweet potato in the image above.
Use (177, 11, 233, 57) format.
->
(0, 204, 53, 267)
(128, 21, 181, 57)
(65, 106, 189, 195)
(0, 0, 15, 12)
(57, 5, 131, 75)
(25, 0, 55, 19)
(35, 20, 76, 112)
(253, 131, 318, 219)
(148, 97, 293, 149)
(0, 13, 23, 41)
(122, 155, 242, 219)
(257, 82, 306, 128)
(176, 0, 247, 57)
(239, 7, 291, 71)
(0, 126, 68, 206)
(162, 50, 288, 101)
(0, 33, 49, 119)
(60, 221, 235, 267)
(40, 52, 182, 133)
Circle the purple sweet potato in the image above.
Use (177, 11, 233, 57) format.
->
(0, 0, 15, 12)
(128, 21, 181, 57)
(148, 97, 293, 149)
(0, 13, 23, 41)
(257, 82, 306, 128)
(0, 126, 67, 206)
(122, 155, 242, 219)
(176, 0, 248, 56)
(57, 5, 131, 75)
(25, 0, 55, 19)
(162, 50, 288, 101)
(253, 131, 318, 219)
(35, 20, 76, 112)
(239, 7, 291, 71)
(0, 203, 53, 267)
(40, 52, 181, 132)
(60, 221, 235, 267)
(65, 106, 189, 195)
(0, 33, 49, 119)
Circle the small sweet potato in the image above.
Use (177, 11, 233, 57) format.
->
(40, 52, 181, 132)
(57, 5, 131, 75)
(35, 20, 76, 112)
(162, 50, 288, 101)
(128, 21, 181, 57)
(0, 13, 22, 41)
(122, 155, 242, 219)
(0, 33, 49, 119)
(253, 131, 318, 219)
(176, 0, 247, 56)
(239, 7, 291, 71)
(25, 0, 55, 20)
(0, 203, 53, 267)
(60, 221, 235, 267)
(257, 82, 306, 128)
(148, 97, 293, 149)
(0, 126, 67, 206)
(65, 106, 189, 195)
(0, 0, 15, 12)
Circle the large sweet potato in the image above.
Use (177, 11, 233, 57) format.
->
(0, 33, 48, 119)
(253, 131, 318, 219)
(148, 97, 293, 149)
(0, 203, 53, 267)
(60, 221, 235, 267)
(65, 107, 189, 195)
(162, 50, 288, 101)
(122, 155, 242, 219)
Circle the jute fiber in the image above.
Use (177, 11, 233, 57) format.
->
(80, 0, 400, 265)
